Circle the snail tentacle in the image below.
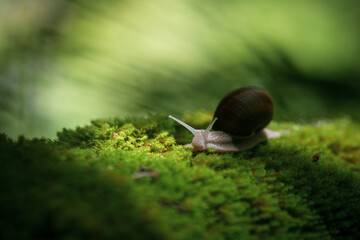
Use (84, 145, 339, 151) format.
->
(169, 115, 198, 135)
(203, 117, 217, 141)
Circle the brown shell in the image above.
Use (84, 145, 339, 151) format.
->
(213, 87, 274, 137)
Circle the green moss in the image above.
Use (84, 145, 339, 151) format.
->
(1, 111, 360, 239)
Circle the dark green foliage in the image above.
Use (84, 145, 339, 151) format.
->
(0, 134, 166, 240)
(1, 112, 360, 239)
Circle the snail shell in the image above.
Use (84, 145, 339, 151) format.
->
(213, 87, 274, 137)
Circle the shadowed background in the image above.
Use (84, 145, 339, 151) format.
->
(1, 0, 360, 138)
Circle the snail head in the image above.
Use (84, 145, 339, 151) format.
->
(168, 115, 217, 151)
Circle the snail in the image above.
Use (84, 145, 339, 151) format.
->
(169, 87, 280, 153)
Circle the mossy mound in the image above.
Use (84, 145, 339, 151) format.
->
(1, 111, 360, 240)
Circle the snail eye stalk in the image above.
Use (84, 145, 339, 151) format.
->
(203, 117, 217, 140)
(168, 115, 198, 135)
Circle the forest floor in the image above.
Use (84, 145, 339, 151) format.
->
(1, 110, 360, 240)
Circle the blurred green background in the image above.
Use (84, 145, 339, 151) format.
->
(1, 0, 360, 139)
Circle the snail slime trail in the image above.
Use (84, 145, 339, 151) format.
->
(169, 87, 281, 153)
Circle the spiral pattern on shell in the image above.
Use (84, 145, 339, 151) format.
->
(212, 87, 274, 137)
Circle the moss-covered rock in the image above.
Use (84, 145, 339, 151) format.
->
(1, 111, 359, 239)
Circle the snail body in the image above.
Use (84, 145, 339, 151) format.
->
(169, 87, 280, 153)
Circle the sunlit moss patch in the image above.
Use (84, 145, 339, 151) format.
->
(1, 111, 360, 239)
